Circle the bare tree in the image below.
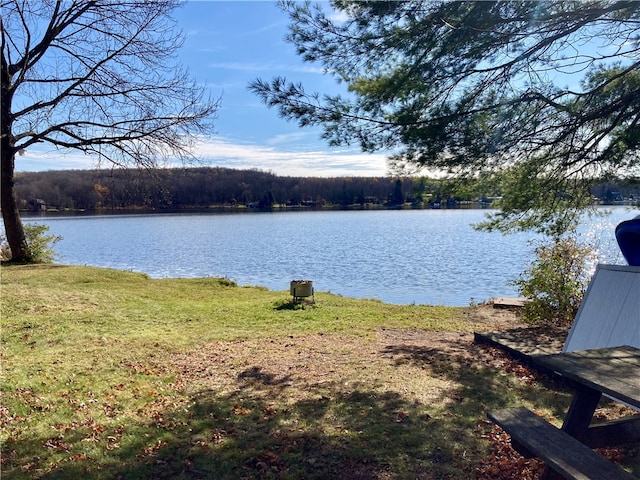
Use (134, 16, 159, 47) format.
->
(1, 0, 219, 262)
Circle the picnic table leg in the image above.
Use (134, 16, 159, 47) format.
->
(541, 386, 602, 480)
(561, 385, 602, 437)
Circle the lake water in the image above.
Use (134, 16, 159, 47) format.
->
(23, 207, 635, 306)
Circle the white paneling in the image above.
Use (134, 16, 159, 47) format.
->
(563, 265, 640, 352)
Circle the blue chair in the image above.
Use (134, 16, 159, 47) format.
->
(615, 215, 640, 266)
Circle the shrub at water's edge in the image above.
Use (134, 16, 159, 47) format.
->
(511, 234, 596, 327)
(1, 223, 61, 263)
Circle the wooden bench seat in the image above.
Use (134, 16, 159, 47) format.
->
(488, 407, 635, 480)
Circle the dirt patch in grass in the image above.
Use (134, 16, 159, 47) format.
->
(164, 306, 531, 478)
(171, 304, 526, 402)
(165, 305, 637, 479)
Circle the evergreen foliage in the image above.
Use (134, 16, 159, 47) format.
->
(250, 0, 640, 234)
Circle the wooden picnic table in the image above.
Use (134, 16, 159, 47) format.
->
(532, 345, 640, 448)
(489, 345, 640, 479)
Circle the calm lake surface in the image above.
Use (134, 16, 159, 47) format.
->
(24, 207, 635, 306)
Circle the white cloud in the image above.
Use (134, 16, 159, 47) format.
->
(238, 22, 286, 38)
(194, 136, 389, 177)
(266, 131, 311, 146)
(15, 149, 100, 171)
(328, 9, 350, 23)
(14, 137, 390, 178)
(208, 61, 324, 74)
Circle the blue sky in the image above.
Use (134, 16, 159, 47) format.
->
(16, 1, 390, 177)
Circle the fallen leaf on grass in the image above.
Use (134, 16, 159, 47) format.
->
(233, 404, 249, 415)
(396, 411, 409, 423)
(44, 437, 71, 452)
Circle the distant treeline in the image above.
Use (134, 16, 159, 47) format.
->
(14, 167, 640, 213)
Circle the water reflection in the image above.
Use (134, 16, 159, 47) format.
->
(23, 207, 635, 306)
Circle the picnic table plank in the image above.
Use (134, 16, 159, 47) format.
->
(488, 407, 636, 480)
(533, 346, 640, 409)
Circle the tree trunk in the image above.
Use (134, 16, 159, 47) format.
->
(1, 42, 31, 263)
(1, 140, 31, 263)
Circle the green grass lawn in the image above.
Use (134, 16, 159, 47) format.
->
(2, 264, 635, 479)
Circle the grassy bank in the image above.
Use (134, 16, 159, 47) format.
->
(1, 265, 633, 479)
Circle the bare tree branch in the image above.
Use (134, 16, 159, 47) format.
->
(1, 0, 220, 261)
